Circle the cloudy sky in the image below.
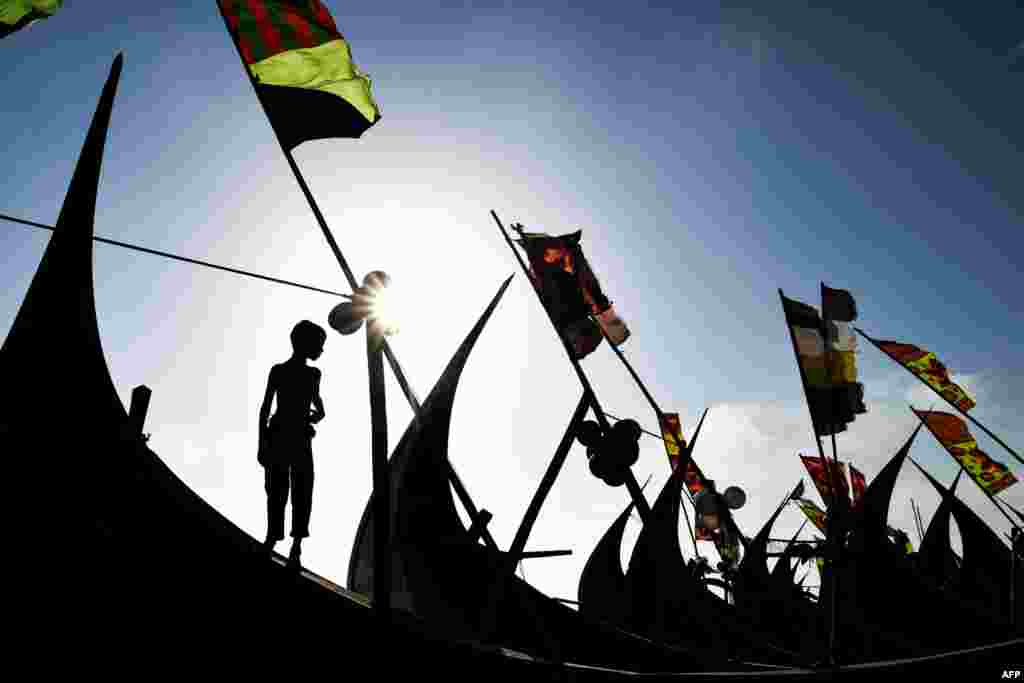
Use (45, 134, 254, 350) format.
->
(2, 2, 1021, 600)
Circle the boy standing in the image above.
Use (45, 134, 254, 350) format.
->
(259, 320, 327, 566)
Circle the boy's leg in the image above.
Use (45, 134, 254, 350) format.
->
(265, 464, 289, 545)
(290, 446, 314, 541)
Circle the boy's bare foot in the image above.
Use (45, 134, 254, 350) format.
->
(288, 540, 302, 568)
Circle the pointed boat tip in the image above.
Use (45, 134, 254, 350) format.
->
(104, 53, 124, 85)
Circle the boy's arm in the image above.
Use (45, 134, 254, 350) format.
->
(259, 366, 277, 440)
(310, 369, 325, 424)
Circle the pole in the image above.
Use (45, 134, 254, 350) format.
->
(1011, 527, 1019, 634)
(856, 327, 1023, 467)
(911, 499, 925, 546)
(602, 321, 730, 559)
(491, 210, 651, 523)
(679, 481, 699, 559)
(367, 328, 389, 616)
(603, 338, 695, 502)
(779, 288, 839, 666)
(995, 495, 1024, 526)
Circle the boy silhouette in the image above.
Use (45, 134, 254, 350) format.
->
(258, 320, 327, 566)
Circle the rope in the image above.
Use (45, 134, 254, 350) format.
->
(603, 409, 666, 442)
(1, 213, 352, 300)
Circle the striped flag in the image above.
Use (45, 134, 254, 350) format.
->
(218, 0, 380, 149)
(782, 293, 866, 435)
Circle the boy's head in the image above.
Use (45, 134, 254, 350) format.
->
(291, 320, 326, 360)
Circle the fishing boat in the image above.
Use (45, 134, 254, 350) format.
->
(3, 53, 1021, 677)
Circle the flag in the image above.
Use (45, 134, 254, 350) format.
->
(218, 0, 380, 150)
(822, 284, 857, 322)
(659, 413, 706, 497)
(794, 498, 828, 534)
(825, 320, 858, 383)
(850, 464, 867, 508)
(821, 284, 860, 387)
(595, 307, 629, 346)
(782, 293, 866, 436)
(659, 413, 687, 470)
(800, 454, 850, 506)
(517, 229, 629, 359)
(680, 461, 705, 497)
(876, 340, 976, 412)
(1, 0, 61, 38)
(914, 410, 1017, 495)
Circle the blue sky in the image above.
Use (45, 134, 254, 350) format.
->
(2, 2, 1021, 599)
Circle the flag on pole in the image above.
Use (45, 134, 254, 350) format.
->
(1, 0, 61, 38)
(800, 454, 851, 507)
(876, 340, 976, 412)
(794, 498, 828, 534)
(680, 461, 704, 497)
(516, 229, 629, 358)
(218, 0, 380, 149)
(659, 412, 687, 470)
(782, 293, 865, 436)
(821, 284, 858, 322)
(658, 413, 705, 496)
(913, 410, 1017, 495)
(821, 282, 861, 388)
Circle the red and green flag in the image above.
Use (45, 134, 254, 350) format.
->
(913, 409, 1017, 495)
(1, 0, 61, 39)
(516, 229, 629, 359)
(218, 0, 381, 150)
(876, 340, 976, 412)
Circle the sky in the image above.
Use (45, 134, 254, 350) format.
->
(2, 1, 1021, 601)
